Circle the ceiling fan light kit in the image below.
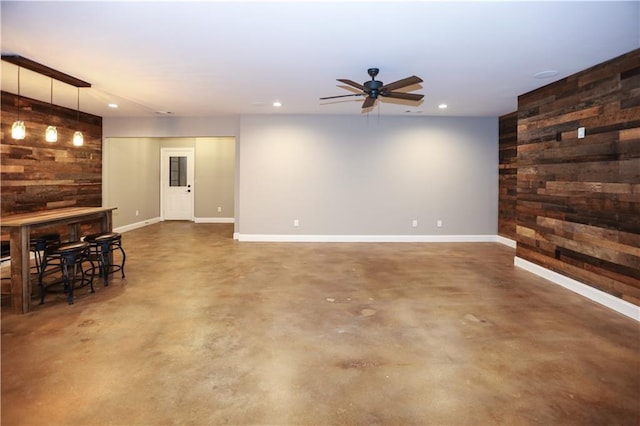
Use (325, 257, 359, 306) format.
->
(320, 67, 424, 110)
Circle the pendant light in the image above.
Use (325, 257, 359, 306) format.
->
(45, 78, 57, 142)
(72, 87, 83, 146)
(11, 66, 26, 140)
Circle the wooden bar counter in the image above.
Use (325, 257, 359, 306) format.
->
(1, 207, 116, 314)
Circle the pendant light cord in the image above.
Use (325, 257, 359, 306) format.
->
(50, 79, 54, 119)
(16, 66, 21, 121)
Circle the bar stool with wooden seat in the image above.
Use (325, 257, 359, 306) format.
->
(0, 241, 10, 269)
(30, 233, 61, 276)
(84, 232, 126, 287)
(1, 241, 11, 304)
(38, 241, 94, 305)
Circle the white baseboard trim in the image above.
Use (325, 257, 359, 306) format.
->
(234, 234, 498, 243)
(497, 235, 517, 248)
(114, 217, 162, 234)
(194, 217, 235, 224)
(514, 256, 640, 322)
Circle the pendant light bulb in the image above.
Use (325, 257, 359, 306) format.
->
(46, 126, 58, 142)
(11, 66, 26, 140)
(12, 120, 26, 140)
(73, 131, 84, 146)
(45, 78, 57, 142)
(72, 87, 83, 146)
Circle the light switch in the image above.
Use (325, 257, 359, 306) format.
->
(578, 127, 585, 139)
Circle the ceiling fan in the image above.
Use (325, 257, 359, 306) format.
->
(320, 68, 424, 109)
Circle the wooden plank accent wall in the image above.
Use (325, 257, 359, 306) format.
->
(499, 111, 518, 240)
(1, 91, 102, 216)
(516, 48, 640, 306)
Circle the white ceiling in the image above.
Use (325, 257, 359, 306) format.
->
(1, 1, 639, 118)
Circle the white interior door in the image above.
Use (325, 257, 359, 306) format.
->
(161, 148, 195, 221)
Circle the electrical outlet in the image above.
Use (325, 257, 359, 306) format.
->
(293, 219, 299, 227)
(578, 127, 585, 139)
(217, 206, 222, 212)
(135, 210, 139, 216)
(437, 219, 442, 227)
(412, 219, 418, 228)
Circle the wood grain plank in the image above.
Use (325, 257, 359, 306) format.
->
(515, 48, 640, 307)
(1, 91, 102, 215)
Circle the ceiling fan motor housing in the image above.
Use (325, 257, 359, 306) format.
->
(364, 80, 383, 98)
(320, 68, 423, 107)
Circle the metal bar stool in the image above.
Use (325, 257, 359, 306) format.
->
(84, 232, 126, 287)
(1, 241, 11, 303)
(30, 233, 61, 276)
(39, 241, 94, 305)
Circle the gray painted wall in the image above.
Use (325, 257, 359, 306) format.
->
(103, 136, 236, 228)
(103, 137, 160, 228)
(103, 116, 239, 138)
(104, 114, 498, 236)
(237, 115, 498, 236)
(195, 137, 236, 218)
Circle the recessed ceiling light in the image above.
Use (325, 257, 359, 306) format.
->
(155, 111, 173, 115)
(108, 103, 118, 108)
(534, 70, 558, 79)
(438, 104, 448, 109)
(273, 101, 282, 107)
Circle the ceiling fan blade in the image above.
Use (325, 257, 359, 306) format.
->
(319, 94, 363, 100)
(337, 79, 365, 91)
(382, 92, 424, 101)
(380, 75, 423, 92)
(362, 96, 376, 109)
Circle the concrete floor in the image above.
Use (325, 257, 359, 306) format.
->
(1, 222, 639, 425)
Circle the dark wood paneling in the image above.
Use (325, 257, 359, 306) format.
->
(516, 48, 640, 306)
(499, 111, 518, 240)
(1, 91, 102, 216)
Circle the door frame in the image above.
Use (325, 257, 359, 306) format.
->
(160, 147, 195, 221)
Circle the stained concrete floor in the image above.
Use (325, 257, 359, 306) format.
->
(1, 222, 639, 425)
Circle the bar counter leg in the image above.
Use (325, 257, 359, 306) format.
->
(10, 226, 31, 314)
(102, 210, 115, 267)
(68, 223, 80, 242)
(101, 210, 113, 233)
